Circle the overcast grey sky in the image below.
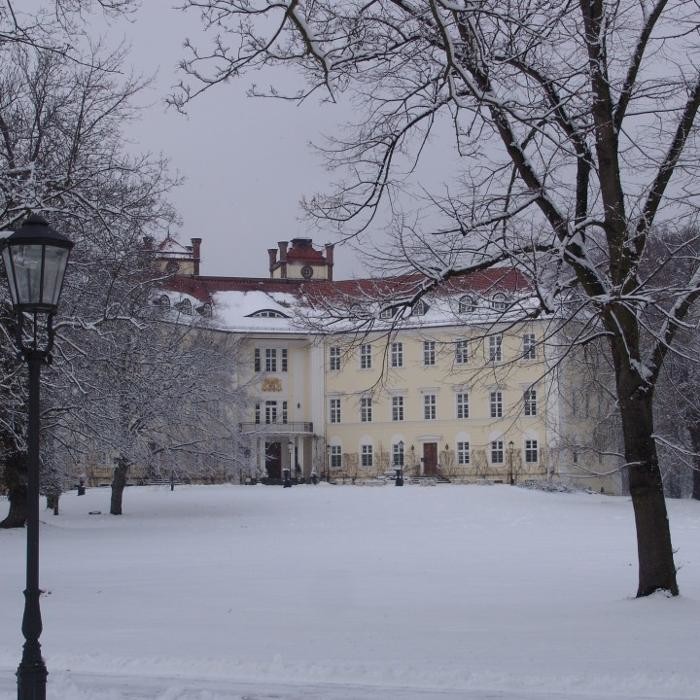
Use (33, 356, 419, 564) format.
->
(96, 2, 361, 279)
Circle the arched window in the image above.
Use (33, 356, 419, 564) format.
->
(412, 299, 429, 316)
(379, 307, 395, 320)
(196, 303, 213, 317)
(175, 298, 192, 315)
(491, 293, 509, 311)
(247, 309, 289, 319)
(154, 294, 170, 309)
(458, 295, 476, 313)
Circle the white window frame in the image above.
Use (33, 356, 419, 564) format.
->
(456, 392, 469, 419)
(265, 348, 277, 373)
(455, 339, 469, 365)
(392, 442, 405, 467)
(424, 393, 437, 420)
(525, 439, 539, 463)
(524, 388, 537, 416)
(360, 396, 373, 423)
(392, 395, 405, 421)
(329, 445, 342, 469)
(329, 346, 341, 371)
(329, 397, 341, 424)
(491, 440, 504, 464)
(265, 400, 278, 424)
(490, 390, 503, 418)
(361, 444, 373, 468)
(360, 343, 372, 370)
(522, 333, 537, 360)
(457, 441, 470, 465)
(488, 335, 503, 362)
(492, 293, 508, 311)
(390, 342, 403, 368)
(423, 340, 436, 366)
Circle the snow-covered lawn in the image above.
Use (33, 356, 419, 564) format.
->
(1, 484, 699, 699)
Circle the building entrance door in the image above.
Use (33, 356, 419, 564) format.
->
(423, 442, 438, 476)
(265, 441, 282, 480)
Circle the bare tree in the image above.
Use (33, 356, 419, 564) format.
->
(177, 0, 700, 597)
(0, 42, 175, 524)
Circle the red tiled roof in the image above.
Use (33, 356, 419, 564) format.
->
(164, 267, 530, 305)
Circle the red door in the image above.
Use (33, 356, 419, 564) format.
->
(423, 442, 438, 476)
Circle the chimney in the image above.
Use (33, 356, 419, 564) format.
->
(143, 235, 154, 249)
(325, 243, 335, 281)
(268, 248, 278, 276)
(191, 237, 202, 276)
(278, 241, 288, 279)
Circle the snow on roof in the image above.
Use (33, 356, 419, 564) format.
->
(161, 267, 538, 334)
(210, 290, 306, 334)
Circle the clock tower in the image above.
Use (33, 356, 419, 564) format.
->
(268, 238, 335, 281)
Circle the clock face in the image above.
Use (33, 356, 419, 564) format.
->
(301, 264, 314, 279)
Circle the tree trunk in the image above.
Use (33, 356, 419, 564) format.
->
(46, 494, 60, 515)
(619, 382, 678, 596)
(110, 457, 129, 515)
(0, 451, 28, 528)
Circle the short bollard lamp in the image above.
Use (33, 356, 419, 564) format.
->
(1, 214, 73, 700)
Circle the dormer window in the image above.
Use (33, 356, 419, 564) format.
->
(491, 293, 509, 312)
(154, 294, 170, 309)
(247, 309, 289, 319)
(196, 303, 212, 317)
(458, 295, 476, 313)
(379, 307, 395, 320)
(412, 299, 429, 316)
(175, 298, 192, 315)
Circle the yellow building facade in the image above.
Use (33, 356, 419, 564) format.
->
(164, 237, 623, 493)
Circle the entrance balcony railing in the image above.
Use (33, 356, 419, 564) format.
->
(239, 421, 314, 435)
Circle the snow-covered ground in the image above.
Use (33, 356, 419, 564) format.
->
(1, 484, 699, 700)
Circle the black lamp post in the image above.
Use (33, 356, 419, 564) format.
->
(1, 214, 73, 700)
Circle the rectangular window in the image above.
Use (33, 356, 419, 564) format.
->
(491, 440, 504, 464)
(522, 333, 536, 360)
(392, 395, 404, 421)
(490, 391, 503, 418)
(330, 445, 342, 469)
(254, 402, 261, 424)
(423, 340, 436, 366)
(524, 388, 537, 416)
(282, 400, 288, 424)
(525, 439, 539, 463)
(455, 339, 469, 364)
(392, 442, 404, 467)
(254, 348, 261, 372)
(489, 335, 503, 362)
(265, 348, 277, 372)
(457, 441, 470, 465)
(265, 400, 277, 424)
(329, 398, 341, 424)
(281, 348, 288, 372)
(456, 392, 469, 419)
(361, 444, 373, 468)
(360, 396, 372, 423)
(390, 342, 403, 368)
(329, 346, 341, 371)
(360, 343, 372, 369)
(424, 393, 436, 420)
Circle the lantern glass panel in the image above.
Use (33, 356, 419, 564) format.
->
(11, 244, 44, 306)
(1, 245, 18, 306)
(42, 245, 70, 306)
